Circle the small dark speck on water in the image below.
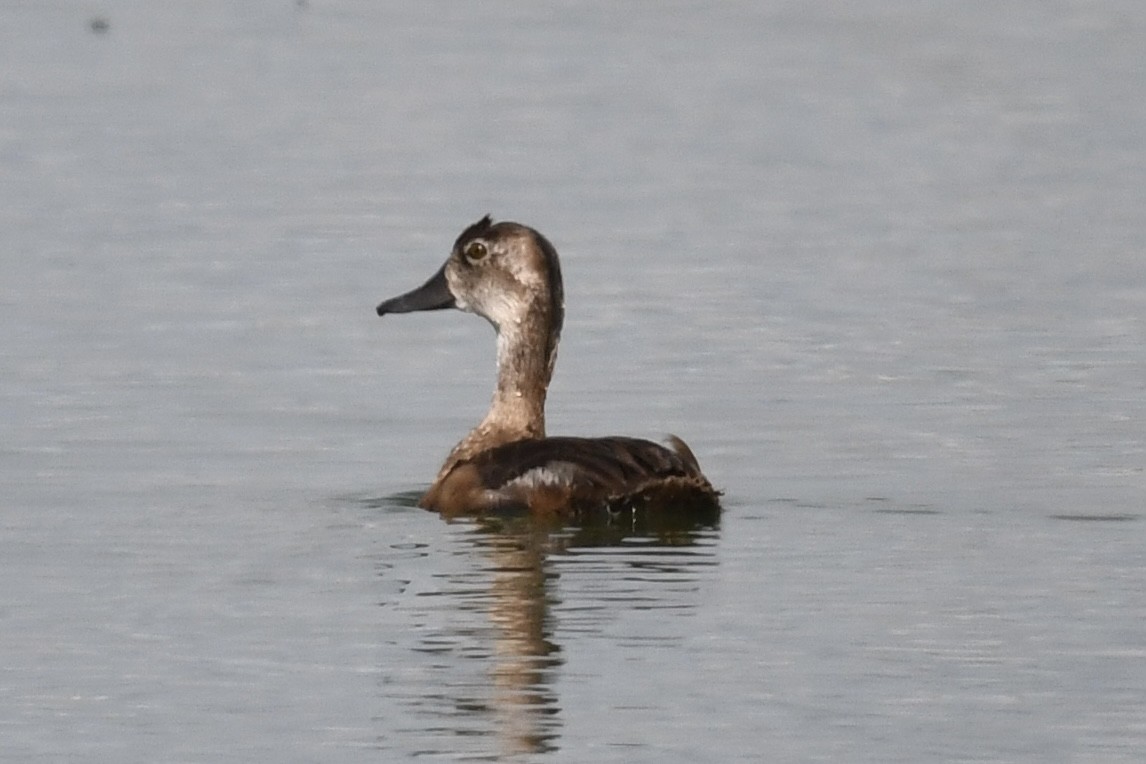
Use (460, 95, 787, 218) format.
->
(89, 17, 109, 33)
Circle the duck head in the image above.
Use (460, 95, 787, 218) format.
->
(376, 215, 565, 355)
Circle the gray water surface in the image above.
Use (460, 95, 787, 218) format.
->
(3, 2, 1144, 761)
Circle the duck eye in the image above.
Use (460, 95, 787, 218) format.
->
(463, 241, 488, 263)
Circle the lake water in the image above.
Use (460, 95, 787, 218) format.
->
(2, 1, 1144, 761)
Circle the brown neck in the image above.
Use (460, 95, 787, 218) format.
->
(437, 302, 557, 478)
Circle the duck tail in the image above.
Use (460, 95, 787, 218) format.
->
(666, 434, 702, 473)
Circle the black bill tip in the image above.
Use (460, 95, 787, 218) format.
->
(375, 265, 455, 317)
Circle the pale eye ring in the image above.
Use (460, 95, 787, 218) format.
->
(463, 240, 488, 263)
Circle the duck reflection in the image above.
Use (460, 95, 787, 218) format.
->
(477, 524, 561, 755)
(405, 505, 720, 758)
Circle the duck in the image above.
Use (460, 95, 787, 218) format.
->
(375, 215, 721, 517)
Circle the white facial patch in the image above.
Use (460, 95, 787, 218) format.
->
(474, 283, 523, 330)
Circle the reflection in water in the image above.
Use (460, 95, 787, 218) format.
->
(372, 498, 719, 759)
(480, 528, 561, 756)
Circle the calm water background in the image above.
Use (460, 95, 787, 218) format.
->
(3, 1, 1144, 761)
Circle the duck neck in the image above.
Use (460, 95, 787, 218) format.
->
(487, 320, 552, 438)
(439, 309, 557, 476)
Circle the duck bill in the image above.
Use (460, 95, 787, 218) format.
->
(376, 265, 456, 316)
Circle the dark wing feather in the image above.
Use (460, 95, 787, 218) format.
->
(463, 436, 719, 513)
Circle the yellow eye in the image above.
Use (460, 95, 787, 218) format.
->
(464, 241, 488, 262)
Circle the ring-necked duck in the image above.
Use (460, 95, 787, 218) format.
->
(376, 216, 720, 517)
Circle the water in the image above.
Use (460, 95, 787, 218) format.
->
(2, 1, 1144, 761)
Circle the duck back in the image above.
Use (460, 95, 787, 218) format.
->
(420, 435, 721, 517)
